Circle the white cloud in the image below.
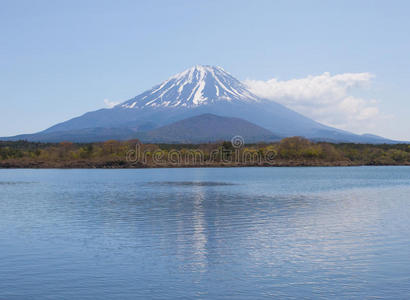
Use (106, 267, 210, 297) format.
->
(244, 72, 390, 134)
(104, 98, 120, 108)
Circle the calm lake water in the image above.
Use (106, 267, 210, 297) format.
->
(1, 167, 410, 299)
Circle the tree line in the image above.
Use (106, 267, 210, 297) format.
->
(0, 137, 409, 168)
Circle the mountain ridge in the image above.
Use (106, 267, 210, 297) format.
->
(1, 65, 398, 144)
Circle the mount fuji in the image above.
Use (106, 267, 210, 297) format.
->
(2, 65, 393, 143)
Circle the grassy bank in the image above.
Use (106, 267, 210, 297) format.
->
(1, 137, 410, 168)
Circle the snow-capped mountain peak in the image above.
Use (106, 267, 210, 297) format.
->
(5, 65, 394, 144)
(121, 65, 259, 109)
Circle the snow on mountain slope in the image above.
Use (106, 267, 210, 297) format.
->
(120, 65, 259, 109)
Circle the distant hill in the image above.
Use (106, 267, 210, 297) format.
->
(138, 113, 281, 143)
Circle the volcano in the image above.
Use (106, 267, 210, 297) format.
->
(2, 65, 394, 143)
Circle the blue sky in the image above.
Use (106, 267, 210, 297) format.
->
(1, 0, 409, 140)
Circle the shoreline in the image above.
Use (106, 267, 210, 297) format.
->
(2, 138, 410, 168)
(1, 160, 410, 169)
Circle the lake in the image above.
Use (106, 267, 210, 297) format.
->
(1, 167, 410, 299)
